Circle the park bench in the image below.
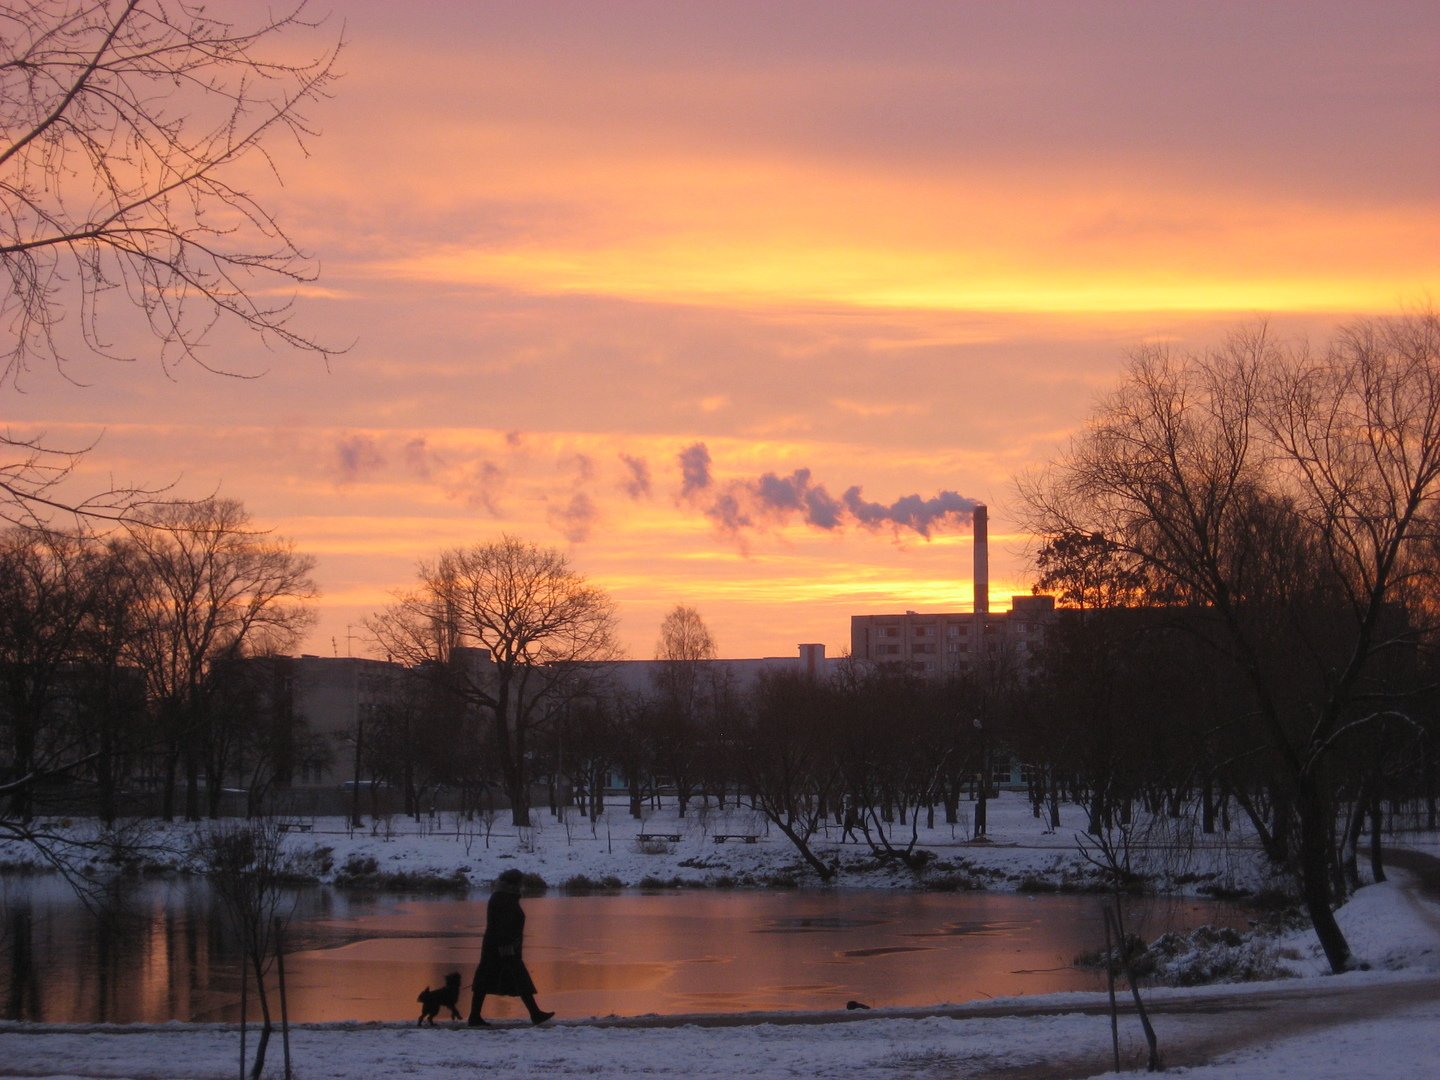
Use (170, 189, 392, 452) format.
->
(712, 834, 760, 844)
(278, 820, 313, 833)
(637, 832, 681, 843)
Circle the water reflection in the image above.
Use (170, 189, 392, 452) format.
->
(0, 877, 1246, 1024)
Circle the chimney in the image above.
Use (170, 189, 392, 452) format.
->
(973, 504, 989, 616)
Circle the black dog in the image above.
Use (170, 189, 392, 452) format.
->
(417, 972, 463, 1026)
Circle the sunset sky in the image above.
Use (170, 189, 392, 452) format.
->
(8, 0, 1439, 660)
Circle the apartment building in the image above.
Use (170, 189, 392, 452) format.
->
(848, 504, 1056, 676)
(849, 593, 1055, 676)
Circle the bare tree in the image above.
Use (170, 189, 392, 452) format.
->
(0, 527, 165, 895)
(1019, 312, 1440, 973)
(831, 662, 939, 866)
(656, 605, 716, 665)
(1, 0, 342, 522)
(368, 535, 619, 827)
(0, 431, 154, 529)
(738, 669, 841, 880)
(0, 527, 95, 823)
(125, 498, 317, 821)
(193, 820, 296, 1080)
(649, 605, 718, 816)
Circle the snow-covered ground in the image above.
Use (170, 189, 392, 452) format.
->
(2, 794, 1439, 1078)
(0, 791, 1287, 897)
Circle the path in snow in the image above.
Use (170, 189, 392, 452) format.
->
(985, 846, 1440, 1078)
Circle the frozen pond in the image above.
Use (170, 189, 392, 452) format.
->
(1, 875, 1246, 1023)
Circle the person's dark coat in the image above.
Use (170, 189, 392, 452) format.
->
(472, 886, 538, 996)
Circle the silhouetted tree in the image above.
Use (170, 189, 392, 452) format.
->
(195, 820, 296, 1079)
(1, 1, 342, 525)
(1019, 312, 1440, 972)
(368, 535, 619, 827)
(737, 669, 840, 880)
(125, 499, 317, 821)
(0, 528, 94, 823)
(648, 605, 718, 816)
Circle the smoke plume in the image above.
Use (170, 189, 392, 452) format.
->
(676, 443, 979, 538)
(619, 453, 652, 499)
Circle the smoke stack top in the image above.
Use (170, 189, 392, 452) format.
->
(974, 503, 989, 615)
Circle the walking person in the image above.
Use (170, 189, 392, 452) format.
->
(468, 869, 555, 1026)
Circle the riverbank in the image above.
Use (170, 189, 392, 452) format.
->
(3, 796, 1439, 1076)
(1, 865, 1438, 1079)
(0, 791, 1288, 898)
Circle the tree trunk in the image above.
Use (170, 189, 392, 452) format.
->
(184, 743, 201, 822)
(1340, 794, 1364, 893)
(248, 951, 273, 1080)
(765, 816, 834, 880)
(98, 706, 116, 826)
(206, 759, 224, 819)
(1368, 787, 1386, 884)
(10, 710, 34, 823)
(160, 745, 179, 822)
(1298, 784, 1353, 973)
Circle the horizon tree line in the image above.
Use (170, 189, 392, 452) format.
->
(0, 497, 317, 838)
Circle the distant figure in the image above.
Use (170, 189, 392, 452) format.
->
(468, 868, 555, 1026)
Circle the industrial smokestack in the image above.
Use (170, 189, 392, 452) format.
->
(973, 504, 989, 616)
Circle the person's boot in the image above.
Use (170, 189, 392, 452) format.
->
(521, 992, 553, 1025)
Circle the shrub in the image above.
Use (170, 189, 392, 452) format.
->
(1143, 925, 1290, 986)
(280, 845, 333, 882)
(338, 854, 378, 878)
(924, 873, 982, 893)
(333, 855, 470, 892)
